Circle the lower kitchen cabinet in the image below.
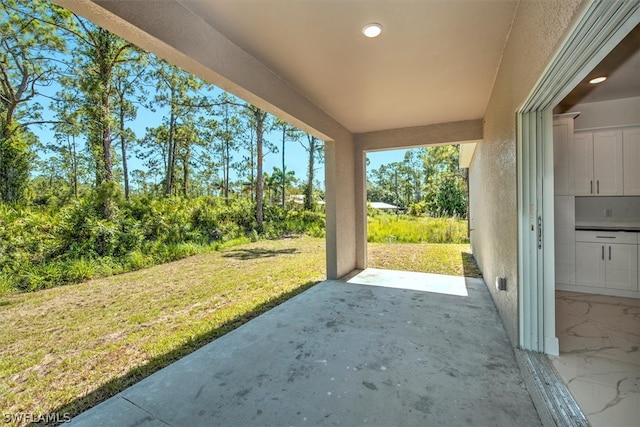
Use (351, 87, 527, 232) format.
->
(574, 231, 639, 292)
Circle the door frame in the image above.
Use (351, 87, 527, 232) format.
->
(517, 0, 640, 354)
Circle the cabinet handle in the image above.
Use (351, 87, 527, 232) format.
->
(597, 180, 600, 194)
(595, 236, 616, 239)
(602, 245, 605, 260)
(608, 245, 612, 260)
(590, 180, 593, 194)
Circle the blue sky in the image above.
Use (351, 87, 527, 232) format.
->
(34, 81, 409, 190)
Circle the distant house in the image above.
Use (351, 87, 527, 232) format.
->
(287, 195, 305, 205)
(368, 202, 398, 211)
(287, 195, 324, 206)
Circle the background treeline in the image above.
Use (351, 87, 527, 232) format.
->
(367, 145, 468, 217)
(1, 0, 324, 211)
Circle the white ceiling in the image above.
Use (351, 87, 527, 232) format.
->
(558, 23, 640, 111)
(177, 0, 519, 134)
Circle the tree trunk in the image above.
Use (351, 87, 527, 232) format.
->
(165, 99, 177, 196)
(182, 146, 190, 197)
(249, 129, 255, 202)
(118, 93, 130, 200)
(304, 136, 316, 210)
(101, 117, 113, 183)
(255, 108, 265, 229)
(281, 127, 286, 208)
(224, 137, 230, 203)
(69, 135, 79, 199)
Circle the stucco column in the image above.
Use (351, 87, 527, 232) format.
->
(354, 146, 367, 270)
(324, 134, 357, 279)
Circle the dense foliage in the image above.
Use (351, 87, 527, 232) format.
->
(0, 196, 324, 294)
(367, 145, 468, 217)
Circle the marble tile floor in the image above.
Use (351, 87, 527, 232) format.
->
(549, 291, 640, 427)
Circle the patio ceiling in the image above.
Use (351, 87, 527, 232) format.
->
(57, 0, 519, 135)
(177, 0, 518, 133)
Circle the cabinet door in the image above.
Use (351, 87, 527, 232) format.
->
(593, 130, 623, 196)
(553, 121, 574, 195)
(606, 244, 638, 291)
(575, 242, 606, 287)
(574, 132, 593, 196)
(623, 127, 640, 195)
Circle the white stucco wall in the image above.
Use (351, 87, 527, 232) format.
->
(469, 0, 586, 345)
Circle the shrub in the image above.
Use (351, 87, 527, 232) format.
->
(0, 194, 328, 294)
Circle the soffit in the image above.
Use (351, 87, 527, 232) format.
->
(175, 0, 518, 134)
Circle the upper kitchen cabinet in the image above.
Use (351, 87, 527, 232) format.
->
(553, 115, 577, 195)
(574, 129, 623, 196)
(623, 127, 640, 195)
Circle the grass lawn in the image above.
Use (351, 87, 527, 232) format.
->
(0, 236, 481, 424)
(368, 242, 482, 278)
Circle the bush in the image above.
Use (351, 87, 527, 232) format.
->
(0, 194, 327, 294)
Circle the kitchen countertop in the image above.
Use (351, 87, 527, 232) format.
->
(575, 225, 640, 232)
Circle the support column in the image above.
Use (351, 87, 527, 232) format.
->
(324, 134, 357, 279)
(354, 146, 367, 270)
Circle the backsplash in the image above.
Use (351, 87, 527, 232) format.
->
(575, 196, 640, 226)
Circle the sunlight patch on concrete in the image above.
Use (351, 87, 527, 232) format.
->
(346, 268, 469, 296)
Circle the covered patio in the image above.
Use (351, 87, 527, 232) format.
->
(48, 1, 639, 425)
(68, 271, 540, 426)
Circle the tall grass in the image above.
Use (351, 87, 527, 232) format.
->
(367, 214, 469, 244)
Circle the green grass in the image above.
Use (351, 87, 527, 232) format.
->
(0, 236, 481, 425)
(367, 214, 469, 244)
(0, 236, 325, 424)
(368, 242, 482, 277)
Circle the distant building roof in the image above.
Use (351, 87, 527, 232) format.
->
(369, 202, 399, 210)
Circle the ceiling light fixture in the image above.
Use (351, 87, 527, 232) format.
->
(589, 76, 607, 84)
(362, 23, 382, 38)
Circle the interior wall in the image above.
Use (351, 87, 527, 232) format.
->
(469, 0, 586, 345)
(572, 96, 640, 129)
(575, 196, 640, 226)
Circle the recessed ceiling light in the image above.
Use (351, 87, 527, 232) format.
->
(589, 76, 607, 84)
(362, 23, 382, 38)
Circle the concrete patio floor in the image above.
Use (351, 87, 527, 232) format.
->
(69, 269, 542, 426)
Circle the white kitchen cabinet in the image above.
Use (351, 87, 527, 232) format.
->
(553, 116, 575, 196)
(623, 127, 640, 195)
(574, 132, 593, 196)
(606, 243, 638, 290)
(575, 241, 605, 287)
(575, 231, 638, 292)
(574, 130, 623, 196)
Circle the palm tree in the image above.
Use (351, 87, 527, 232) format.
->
(269, 167, 297, 207)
